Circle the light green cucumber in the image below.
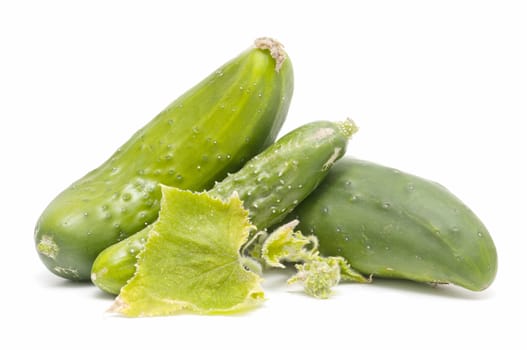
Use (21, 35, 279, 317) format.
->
(288, 158, 498, 291)
(35, 37, 294, 281)
(91, 119, 358, 294)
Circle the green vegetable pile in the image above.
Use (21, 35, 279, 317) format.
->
(35, 38, 498, 317)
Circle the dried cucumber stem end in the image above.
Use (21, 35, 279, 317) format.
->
(254, 37, 287, 72)
(338, 118, 359, 138)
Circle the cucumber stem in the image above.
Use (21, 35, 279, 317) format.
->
(254, 37, 287, 72)
(339, 118, 359, 138)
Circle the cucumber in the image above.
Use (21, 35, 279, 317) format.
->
(288, 158, 498, 291)
(35, 37, 294, 281)
(91, 119, 358, 294)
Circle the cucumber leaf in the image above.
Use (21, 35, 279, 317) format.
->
(109, 186, 264, 317)
(262, 220, 368, 299)
(288, 256, 368, 299)
(261, 220, 315, 268)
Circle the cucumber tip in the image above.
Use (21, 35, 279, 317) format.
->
(254, 37, 287, 72)
(339, 118, 359, 138)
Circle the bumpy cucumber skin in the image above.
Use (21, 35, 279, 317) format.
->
(35, 41, 294, 281)
(91, 120, 355, 294)
(209, 120, 355, 228)
(288, 158, 498, 291)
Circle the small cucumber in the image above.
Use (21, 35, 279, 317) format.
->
(91, 119, 358, 294)
(288, 158, 498, 291)
(35, 38, 294, 281)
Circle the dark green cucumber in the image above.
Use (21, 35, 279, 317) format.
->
(288, 158, 498, 291)
(35, 37, 294, 281)
(91, 119, 358, 294)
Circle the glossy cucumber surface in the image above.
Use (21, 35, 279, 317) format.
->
(91, 120, 357, 294)
(288, 158, 497, 291)
(35, 38, 294, 281)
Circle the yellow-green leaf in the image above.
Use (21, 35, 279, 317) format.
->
(262, 220, 369, 299)
(110, 186, 264, 317)
(261, 220, 315, 268)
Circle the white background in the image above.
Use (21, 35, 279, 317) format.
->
(1, 0, 525, 348)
